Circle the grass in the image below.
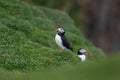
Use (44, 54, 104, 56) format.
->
(29, 54, 120, 80)
(0, 53, 120, 80)
(0, 0, 119, 80)
(0, 0, 105, 73)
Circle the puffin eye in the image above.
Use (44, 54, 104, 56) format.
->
(60, 28, 63, 31)
(59, 28, 64, 33)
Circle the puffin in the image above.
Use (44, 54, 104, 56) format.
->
(77, 48, 88, 62)
(55, 27, 73, 52)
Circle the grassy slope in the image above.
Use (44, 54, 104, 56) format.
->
(0, 54, 120, 80)
(0, 0, 105, 72)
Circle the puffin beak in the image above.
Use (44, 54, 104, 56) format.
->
(56, 28, 59, 32)
(85, 50, 88, 55)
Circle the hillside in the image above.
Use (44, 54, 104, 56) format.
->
(0, 0, 105, 72)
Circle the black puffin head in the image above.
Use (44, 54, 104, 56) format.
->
(56, 27, 65, 35)
(78, 48, 88, 55)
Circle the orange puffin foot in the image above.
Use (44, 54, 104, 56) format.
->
(60, 50, 65, 53)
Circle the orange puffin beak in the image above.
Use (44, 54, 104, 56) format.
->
(56, 28, 59, 32)
(85, 50, 88, 55)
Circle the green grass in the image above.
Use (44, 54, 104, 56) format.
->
(1, 0, 119, 80)
(0, 53, 120, 80)
(0, 0, 105, 72)
(28, 54, 120, 80)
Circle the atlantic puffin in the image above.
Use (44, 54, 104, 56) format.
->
(77, 48, 88, 62)
(55, 27, 73, 52)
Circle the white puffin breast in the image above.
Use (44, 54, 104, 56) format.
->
(78, 55, 86, 62)
(55, 34, 65, 50)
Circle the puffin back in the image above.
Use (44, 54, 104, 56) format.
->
(60, 34, 73, 51)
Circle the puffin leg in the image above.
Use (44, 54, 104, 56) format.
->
(60, 50, 65, 53)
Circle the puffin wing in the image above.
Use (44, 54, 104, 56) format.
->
(61, 35, 73, 51)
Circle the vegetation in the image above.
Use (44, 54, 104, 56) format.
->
(0, 0, 105, 73)
(1, 0, 120, 80)
(0, 54, 120, 80)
